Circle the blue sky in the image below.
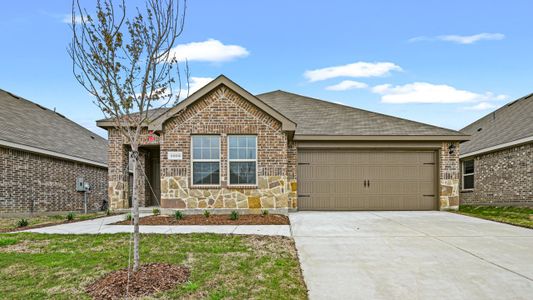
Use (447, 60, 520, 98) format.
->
(1, 0, 532, 138)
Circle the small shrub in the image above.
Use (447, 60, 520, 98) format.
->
(261, 209, 269, 217)
(125, 213, 132, 221)
(66, 212, 75, 221)
(16, 218, 29, 228)
(230, 210, 239, 220)
(174, 210, 184, 220)
(106, 209, 112, 216)
(203, 210, 211, 218)
(152, 208, 161, 216)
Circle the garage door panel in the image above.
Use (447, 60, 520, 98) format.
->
(298, 150, 437, 211)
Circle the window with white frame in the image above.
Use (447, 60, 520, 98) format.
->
(191, 135, 220, 185)
(462, 160, 474, 190)
(228, 135, 257, 185)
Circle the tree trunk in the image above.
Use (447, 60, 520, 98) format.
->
(131, 145, 141, 272)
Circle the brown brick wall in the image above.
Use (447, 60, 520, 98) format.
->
(460, 143, 533, 206)
(106, 85, 295, 211)
(0, 146, 108, 213)
(159, 85, 294, 210)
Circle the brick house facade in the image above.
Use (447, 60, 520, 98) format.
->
(0, 146, 107, 213)
(100, 75, 467, 212)
(459, 93, 533, 207)
(0, 89, 109, 214)
(460, 143, 533, 206)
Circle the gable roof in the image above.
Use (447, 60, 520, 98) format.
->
(95, 75, 468, 142)
(460, 93, 533, 157)
(257, 90, 468, 141)
(148, 75, 297, 132)
(0, 89, 108, 167)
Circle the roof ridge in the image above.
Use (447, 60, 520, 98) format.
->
(258, 89, 464, 135)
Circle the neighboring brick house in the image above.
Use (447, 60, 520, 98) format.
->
(459, 93, 533, 206)
(98, 75, 468, 212)
(0, 89, 109, 214)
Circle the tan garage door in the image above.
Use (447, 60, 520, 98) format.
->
(298, 150, 437, 210)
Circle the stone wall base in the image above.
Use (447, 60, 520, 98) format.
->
(161, 176, 295, 210)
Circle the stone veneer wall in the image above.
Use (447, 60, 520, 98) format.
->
(107, 128, 159, 209)
(0, 146, 107, 213)
(439, 142, 460, 210)
(460, 143, 533, 206)
(159, 85, 295, 211)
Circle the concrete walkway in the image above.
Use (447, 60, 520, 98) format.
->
(290, 211, 533, 300)
(23, 214, 291, 236)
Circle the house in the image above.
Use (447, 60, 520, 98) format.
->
(0, 89, 109, 214)
(459, 94, 533, 206)
(97, 75, 469, 212)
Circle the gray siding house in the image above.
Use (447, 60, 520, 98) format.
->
(460, 93, 533, 206)
(0, 89, 109, 214)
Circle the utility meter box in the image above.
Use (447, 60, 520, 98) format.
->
(76, 178, 85, 192)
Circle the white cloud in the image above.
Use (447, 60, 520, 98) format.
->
(304, 61, 401, 82)
(439, 33, 505, 44)
(182, 76, 214, 96)
(325, 80, 368, 91)
(371, 82, 507, 104)
(409, 33, 505, 44)
(168, 39, 249, 62)
(62, 14, 84, 24)
(463, 102, 500, 110)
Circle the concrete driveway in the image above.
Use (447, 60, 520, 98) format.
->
(290, 211, 533, 300)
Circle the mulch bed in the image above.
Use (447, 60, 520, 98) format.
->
(113, 214, 290, 225)
(86, 263, 190, 300)
(0, 213, 119, 233)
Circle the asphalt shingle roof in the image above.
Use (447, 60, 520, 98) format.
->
(256, 90, 465, 136)
(0, 89, 108, 165)
(460, 93, 533, 155)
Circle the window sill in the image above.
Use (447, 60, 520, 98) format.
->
(190, 185, 221, 190)
(227, 185, 258, 189)
(460, 189, 474, 193)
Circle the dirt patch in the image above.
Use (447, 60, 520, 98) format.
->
(85, 263, 190, 300)
(112, 214, 290, 225)
(0, 239, 50, 254)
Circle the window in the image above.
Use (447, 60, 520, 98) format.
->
(228, 135, 257, 185)
(191, 136, 220, 185)
(462, 160, 474, 190)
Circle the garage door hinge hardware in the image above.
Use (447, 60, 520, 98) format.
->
(423, 194, 435, 197)
(298, 195, 310, 197)
(298, 162, 310, 165)
(423, 163, 435, 165)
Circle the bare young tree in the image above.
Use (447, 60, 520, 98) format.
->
(69, 0, 188, 272)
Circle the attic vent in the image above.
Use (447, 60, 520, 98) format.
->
(6, 92, 20, 99)
(90, 136, 95, 140)
(477, 128, 482, 132)
(35, 104, 47, 110)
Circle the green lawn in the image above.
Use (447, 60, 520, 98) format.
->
(0, 212, 111, 232)
(0, 233, 308, 299)
(457, 205, 533, 229)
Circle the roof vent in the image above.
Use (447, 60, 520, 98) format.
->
(477, 128, 482, 132)
(90, 136, 95, 140)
